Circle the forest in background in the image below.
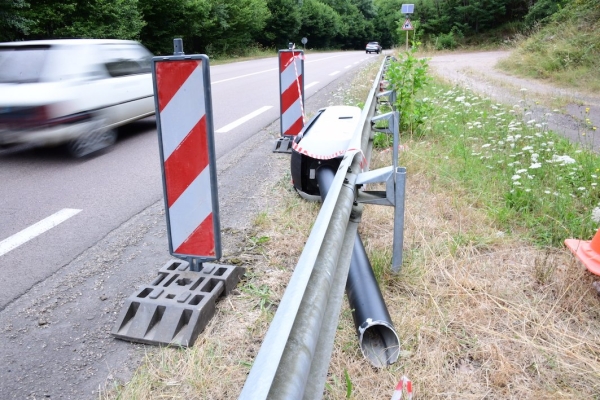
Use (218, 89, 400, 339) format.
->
(0, 0, 575, 56)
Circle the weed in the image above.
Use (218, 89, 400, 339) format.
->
(240, 282, 273, 312)
(385, 44, 432, 137)
(343, 369, 353, 398)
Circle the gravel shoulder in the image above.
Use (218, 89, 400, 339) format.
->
(428, 50, 600, 151)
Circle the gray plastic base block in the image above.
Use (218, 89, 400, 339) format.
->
(112, 260, 245, 347)
(273, 136, 293, 153)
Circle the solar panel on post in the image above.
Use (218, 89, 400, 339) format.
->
(152, 55, 221, 261)
(279, 49, 305, 137)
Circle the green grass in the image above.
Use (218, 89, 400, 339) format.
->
(497, 0, 600, 92)
(398, 82, 600, 247)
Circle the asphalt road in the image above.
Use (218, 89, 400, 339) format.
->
(0, 49, 381, 399)
(0, 50, 377, 311)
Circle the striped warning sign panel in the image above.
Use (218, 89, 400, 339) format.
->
(278, 49, 305, 137)
(152, 55, 221, 260)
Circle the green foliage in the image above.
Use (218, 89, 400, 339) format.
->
(385, 44, 432, 135)
(24, 0, 145, 40)
(434, 26, 463, 50)
(1, 0, 585, 56)
(0, 0, 31, 41)
(300, 0, 342, 48)
(499, 0, 600, 92)
(415, 82, 600, 246)
(373, 0, 404, 49)
(260, 0, 301, 50)
(524, 0, 565, 25)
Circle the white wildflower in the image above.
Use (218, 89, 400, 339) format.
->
(592, 207, 600, 224)
(551, 155, 576, 165)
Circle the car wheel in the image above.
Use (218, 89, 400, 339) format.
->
(67, 127, 117, 158)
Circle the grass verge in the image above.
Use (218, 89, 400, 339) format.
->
(496, 0, 600, 93)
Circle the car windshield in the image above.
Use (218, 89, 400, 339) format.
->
(0, 45, 50, 84)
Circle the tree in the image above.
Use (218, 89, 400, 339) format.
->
(259, 0, 302, 49)
(0, 0, 31, 41)
(300, 0, 342, 48)
(138, 0, 211, 55)
(24, 0, 144, 40)
(199, 0, 270, 55)
(454, 0, 506, 34)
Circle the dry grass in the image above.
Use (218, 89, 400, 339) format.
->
(103, 60, 600, 399)
(323, 148, 600, 398)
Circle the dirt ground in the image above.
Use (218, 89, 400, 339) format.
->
(427, 50, 600, 151)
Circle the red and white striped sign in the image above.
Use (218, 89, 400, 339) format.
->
(279, 50, 304, 136)
(153, 56, 220, 259)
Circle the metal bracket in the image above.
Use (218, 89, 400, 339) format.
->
(368, 109, 405, 271)
(112, 259, 245, 347)
(273, 136, 294, 153)
(377, 90, 397, 107)
(356, 166, 395, 206)
(355, 164, 406, 272)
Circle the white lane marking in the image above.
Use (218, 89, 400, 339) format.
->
(213, 68, 278, 85)
(305, 81, 319, 89)
(211, 53, 355, 84)
(216, 106, 273, 133)
(329, 71, 340, 76)
(0, 208, 82, 257)
(344, 65, 351, 69)
(305, 54, 344, 63)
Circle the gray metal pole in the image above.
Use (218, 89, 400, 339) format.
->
(268, 165, 354, 399)
(392, 167, 406, 272)
(173, 38, 184, 55)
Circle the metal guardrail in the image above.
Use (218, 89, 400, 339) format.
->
(238, 56, 395, 400)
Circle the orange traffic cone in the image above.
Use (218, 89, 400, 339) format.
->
(565, 228, 600, 276)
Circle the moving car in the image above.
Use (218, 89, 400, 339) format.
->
(0, 39, 155, 157)
(365, 41, 382, 54)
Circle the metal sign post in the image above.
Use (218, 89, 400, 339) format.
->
(401, 4, 415, 52)
(153, 43, 221, 266)
(111, 39, 244, 348)
(274, 46, 305, 153)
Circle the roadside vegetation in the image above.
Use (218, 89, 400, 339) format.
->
(497, 0, 600, 92)
(1, 0, 589, 60)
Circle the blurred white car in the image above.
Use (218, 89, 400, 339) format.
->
(0, 39, 155, 157)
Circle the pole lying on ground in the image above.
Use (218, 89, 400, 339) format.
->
(317, 165, 399, 368)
